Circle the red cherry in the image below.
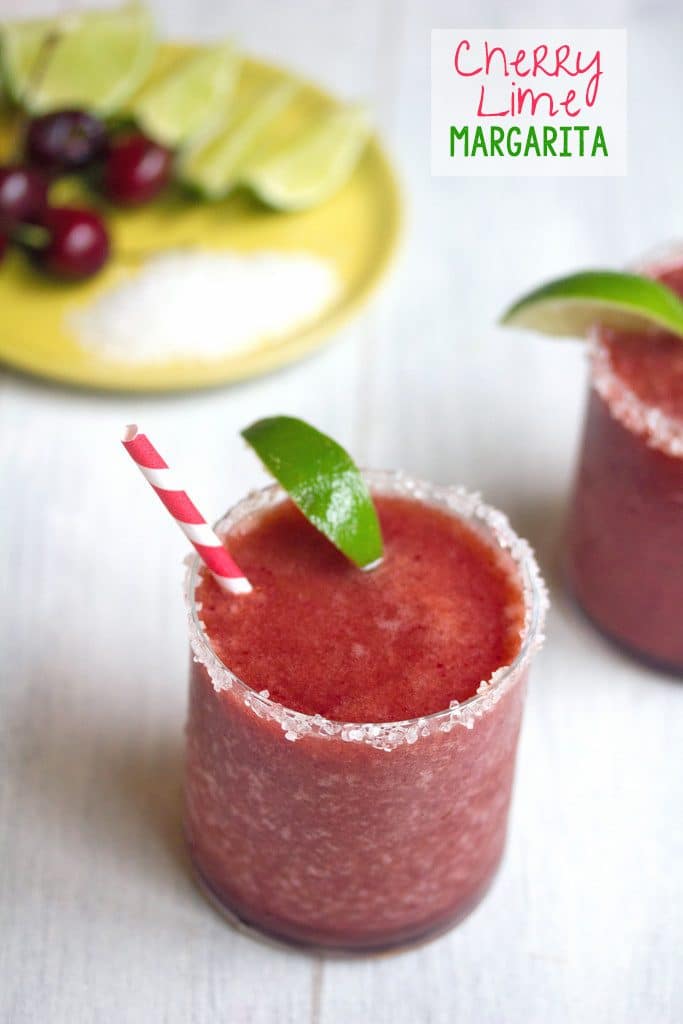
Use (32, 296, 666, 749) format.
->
(0, 165, 48, 230)
(33, 206, 109, 280)
(26, 109, 107, 172)
(103, 132, 172, 206)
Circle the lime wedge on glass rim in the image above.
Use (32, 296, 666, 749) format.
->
(179, 79, 297, 198)
(500, 271, 683, 340)
(131, 41, 240, 148)
(242, 416, 383, 569)
(1, 2, 155, 114)
(244, 104, 371, 211)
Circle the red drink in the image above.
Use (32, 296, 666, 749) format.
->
(184, 473, 546, 951)
(567, 261, 683, 670)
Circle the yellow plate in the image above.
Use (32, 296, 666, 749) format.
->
(0, 44, 401, 392)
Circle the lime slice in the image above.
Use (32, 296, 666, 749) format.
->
(131, 41, 240, 148)
(242, 416, 383, 569)
(501, 271, 683, 340)
(180, 79, 297, 198)
(245, 105, 370, 211)
(1, 2, 155, 115)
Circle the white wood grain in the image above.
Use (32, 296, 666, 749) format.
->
(1, 1, 682, 1022)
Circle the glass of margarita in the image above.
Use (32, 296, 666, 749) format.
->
(183, 471, 547, 952)
(567, 255, 683, 670)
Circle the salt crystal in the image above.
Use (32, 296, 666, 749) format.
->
(71, 249, 339, 364)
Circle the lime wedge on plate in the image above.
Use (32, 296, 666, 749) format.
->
(501, 271, 683, 340)
(242, 416, 383, 569)
(245, 105, 371, 210)
(180, 79, 296, 198)
(132, 41, 240, 147)
(1, 1, 155, 114)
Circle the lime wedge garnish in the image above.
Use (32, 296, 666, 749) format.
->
(501, 271, 683, 340)
(179, 79, 297, 198)
(245, 105, 370, 211)
(242, 416, 383, 569)
(1, 2, 155, 114)
(131, 41, 240, 148)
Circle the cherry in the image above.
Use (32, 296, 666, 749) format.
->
(103, 132, 172, 206)
(33, 206, 109, 280)
(0, 234, 7, 263)
(0, 166, 48, 230)
(26, 110, 107, 173)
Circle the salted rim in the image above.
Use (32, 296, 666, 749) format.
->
(590, 246, 683, 458)
(184, 470, 549, 751)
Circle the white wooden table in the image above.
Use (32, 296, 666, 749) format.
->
(1, 1, 682, 1021)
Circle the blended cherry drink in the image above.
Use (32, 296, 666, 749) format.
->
(567, 261, 683, 670)
(184, 473, 546, 952)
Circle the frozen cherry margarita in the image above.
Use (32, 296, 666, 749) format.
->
(567, 261, 683, 669)
(184, 472, 546, 952)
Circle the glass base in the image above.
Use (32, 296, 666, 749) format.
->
(566, 569, 683, 677)
(189, 853, 499, 957)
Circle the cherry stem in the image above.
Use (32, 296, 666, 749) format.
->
(12, 31, 62, 160)
(12, 222, 49, 251)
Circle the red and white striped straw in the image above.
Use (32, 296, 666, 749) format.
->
(121, 425, 252, 595)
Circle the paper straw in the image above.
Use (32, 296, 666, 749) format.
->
(121, 425, 252, 595)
